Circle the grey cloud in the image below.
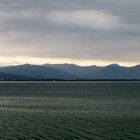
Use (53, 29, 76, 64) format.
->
(0, 0, 139, 64)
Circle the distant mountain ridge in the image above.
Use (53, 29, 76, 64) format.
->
(0, 72, 31, 80)
(45, 63, 140, 79)
(45, 64, 103, 79)
(0, 63, 140, 80)
(0, 64, 78, 80)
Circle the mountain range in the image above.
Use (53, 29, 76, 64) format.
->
(0, 63, 140, 80)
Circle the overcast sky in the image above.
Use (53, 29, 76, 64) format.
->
(0, 0, 140, 66)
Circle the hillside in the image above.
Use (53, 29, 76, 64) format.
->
(0, 64, 140, 80)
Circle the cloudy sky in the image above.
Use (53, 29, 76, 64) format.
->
(0, 0, 140, 66)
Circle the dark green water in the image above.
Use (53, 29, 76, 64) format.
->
(0, 81, 140, 140)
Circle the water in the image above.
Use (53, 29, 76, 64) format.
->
(0, 81, 140, 140)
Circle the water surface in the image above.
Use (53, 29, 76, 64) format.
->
(0, 81, 140, 140)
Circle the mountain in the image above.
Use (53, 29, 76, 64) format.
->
(0, 72, 30, 80)
(0, 64, 78, 80)
(45, 63, 140, 79)
(45, 63, 102, 79)
(0, 63, 140, 80)
(92, 64, 128, 79)
(93, 64, 140, 79)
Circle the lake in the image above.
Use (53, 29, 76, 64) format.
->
(0, 81, 140, 140)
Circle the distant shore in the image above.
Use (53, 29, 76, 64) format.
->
(0, 79, 140, 81)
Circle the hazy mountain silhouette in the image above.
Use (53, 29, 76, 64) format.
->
(45, 63, 140, 79)
(45, 63, 102, 79)
(0, 64, 78, 80)
(95, 64, 140, 79)
(92, 64, 128, 79)
(0, 63, 140, 80)
(0, 72, 30, 80)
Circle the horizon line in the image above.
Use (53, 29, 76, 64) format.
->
(0, 63, 140, 68)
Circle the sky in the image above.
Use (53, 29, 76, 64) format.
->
(0, 0, 140, 66)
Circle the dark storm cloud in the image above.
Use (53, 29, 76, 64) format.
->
(0, 0, 140, 63)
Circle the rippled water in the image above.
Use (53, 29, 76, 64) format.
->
(0, 81, 140, 140)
